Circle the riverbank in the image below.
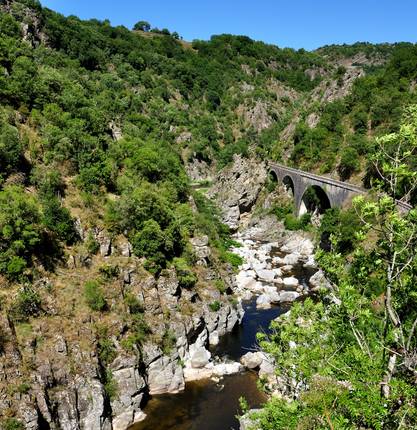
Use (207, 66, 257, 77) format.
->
(130, 217, 319, 430)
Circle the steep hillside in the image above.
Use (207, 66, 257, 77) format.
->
(1, 0, 417, 428)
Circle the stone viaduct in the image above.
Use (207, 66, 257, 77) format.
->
(268, 162, 412, 216)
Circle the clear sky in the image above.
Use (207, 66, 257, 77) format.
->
(39, 0, 417, 51)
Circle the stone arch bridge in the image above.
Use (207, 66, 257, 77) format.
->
(268, 162, 412, 216)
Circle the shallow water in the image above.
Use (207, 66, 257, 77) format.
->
(130, 246, 316, 430)
(131, 371, 266, 430)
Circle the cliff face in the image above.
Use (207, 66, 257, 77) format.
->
(0, 226, 244, 429)
(207, 155, 268, 230)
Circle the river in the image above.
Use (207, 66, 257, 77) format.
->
(131, 242, 315, 430)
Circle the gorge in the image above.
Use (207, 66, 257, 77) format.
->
(0, 1, 417, 429)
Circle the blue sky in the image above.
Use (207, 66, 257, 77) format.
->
(39, 0, 417, 50)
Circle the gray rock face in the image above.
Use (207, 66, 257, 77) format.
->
(208, 155, 267, 230)
(147, 355, 185, 395)
(190, 235, 211, 265)
(186, 159, 212, 182)
(309, 270, 331, 291)
(110, 355, 147, 429)
(94, 230, 112, 257)
(190, 347, 211, 368)
(240, 352, 264, 369)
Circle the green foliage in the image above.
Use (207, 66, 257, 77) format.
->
(0, 186, 42, 280)
(98, 264, 119, 280)
(319, 207, 361, 253)
(209, 301, 221, 312)
(338, 147, 360, 180)
(121, 314, 150, 350)
(173, 258, 197, 289)
(84, 280, 107, 312)
(270, 202, 293, 220)
(0, 122, 22, 179)
(96, 325, 116, 364)
(124, 293, 144, 314)
(284, 213, 311, 231)
(219, 251, 243, 269)
(41, 197, 76, 244)
(255, 109, 417, 429)
(161, 329, 176, 355)
(133, 21, 151, 32)
(10, 287, 42, 322)
(2, 418, 24, 430)
(85, 232, 100, 255)
(103, 369, 118, 401)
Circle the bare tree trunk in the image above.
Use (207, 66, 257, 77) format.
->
(381, 353, 397, 398)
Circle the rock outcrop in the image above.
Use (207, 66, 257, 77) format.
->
(208, 155, 268, 230)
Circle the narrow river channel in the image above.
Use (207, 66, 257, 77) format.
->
(131, 247, 315, 430)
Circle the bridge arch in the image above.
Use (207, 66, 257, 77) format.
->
(268, 170, 279, 184)
(299, 185, 331, 216)
(282, 175, 295, 197)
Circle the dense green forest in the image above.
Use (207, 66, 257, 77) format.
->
(1, 0, 417, 428)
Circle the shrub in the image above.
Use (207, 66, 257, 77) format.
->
(209, 301, 221, 312)
(215, 279, 227, 294)
(220, 251, 243, 269)
(98, 264, 119, 280)
(161, 330, 176, 355)
(0, 186, 42, 280)
(96, 326, 116, 364)
(2, 418, 24, 430)
(124, 293, 144, 314)
(284, 213, 311, 231)
(85, 232, 100, 254)
(103, 370, 118, 401)
(173, 258, 197, 289)
(10, 288, 42, 322)
(338, 147, 360, 181)
(270, 202, 293, 221)
(121, 314, 150, 350)
(84, 280, 107, 312)
(41, 197, 76, 244)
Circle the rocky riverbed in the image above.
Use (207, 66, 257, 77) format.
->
(131, 217, 325, 430)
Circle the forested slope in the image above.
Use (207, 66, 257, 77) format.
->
(1, 0, 417, 428)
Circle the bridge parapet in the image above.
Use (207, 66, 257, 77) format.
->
(268, 161, 412, 216)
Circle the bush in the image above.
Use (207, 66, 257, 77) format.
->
(220, 251, 243, 269)
(96, 326, 116, 364)
(10, 288, 42, 322)
(209, 301, 221, 312)
(41, 197, 76, 244)
(270, 202, 293, 220)
(0, 186, 42, 280)
(284, 213, 311, 231)
(98, 264, 119, 280)
(85, 232, 100, 254)
(338, 147, 360, 181)
(173, 258, 197, 289)
(2, 418, 24, 430)
(124, 293, 144, 314)
(121, 314, 151, 350)
(84, 280, 107, 312)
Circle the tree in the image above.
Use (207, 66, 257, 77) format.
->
(255, 107, 417, 429)
(338, 147, 360, 180)
(133, 21, 151, 32)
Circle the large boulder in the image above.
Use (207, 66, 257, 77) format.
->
(240, 352, 264, 369)
(309, 270, 331, 291)
(190, 347, 211, 369)
(278, 291, 300, 303)
(283, 277, 299, 288)
(256, 294, 271, 309)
